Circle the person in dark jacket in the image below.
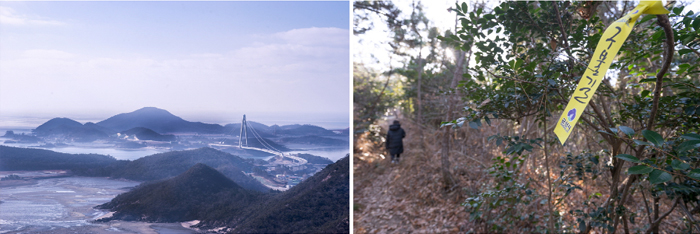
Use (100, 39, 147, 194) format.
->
(386, 120, 406, 164)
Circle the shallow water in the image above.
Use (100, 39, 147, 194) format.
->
(286, 145, 349, 162)
(0, 139, 168, 161)
(0, 177, 139, 233)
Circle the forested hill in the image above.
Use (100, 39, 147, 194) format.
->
(96, 107, 224, 133)
(97, 156, 349, 233)
(96, 163, 263, 223)
(0, 146, 268, 192)
(0, 145, 117, 174)
(118, 127, 177, 142)
(32, 117, 113, 142)
(109, 147, 269, 192)
(198, 155, 350, 233)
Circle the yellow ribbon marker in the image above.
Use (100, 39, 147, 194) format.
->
(554, 0, 669, 145)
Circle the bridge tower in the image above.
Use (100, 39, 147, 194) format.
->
(239, 114, 248, 147)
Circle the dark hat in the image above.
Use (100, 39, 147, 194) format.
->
(393, 120, 400, 125)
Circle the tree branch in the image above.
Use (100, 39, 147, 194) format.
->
(553, 2, 574, 59)
(646, 14, 674, 132)
(644, 197, 679, 234)
(680, 199, 700, 233)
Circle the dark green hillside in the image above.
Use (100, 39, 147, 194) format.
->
(0, 145, 117, 175)
(97, 163, 262, 223)
(278, 135, 349, 147)
(199, 155, 350, 233)
(110, 147, 269, 192)
(98, 155, 349, 233)
(119, 127, 177, 142)
(97, 107, 224, 134)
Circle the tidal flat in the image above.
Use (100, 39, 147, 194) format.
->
(0, 174, 197, 234)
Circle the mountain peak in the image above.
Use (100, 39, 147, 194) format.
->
(37, 117, 82, 128)
(34, 117, 83, 134)
(171, 163, 242, 192)
(133, 107, 173, 115)
(96, 107, 224, 134)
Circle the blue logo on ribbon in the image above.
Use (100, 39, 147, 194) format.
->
(567, 108, 577, 122)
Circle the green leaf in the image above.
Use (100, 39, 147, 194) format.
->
(651, 30, 664, 41)
(618, 126, 635, 137)
(679, 49, 694, 56)
(678, 140, 700, 152)
(673, 6, 683, 15)
(615, 154, 640, 163)
(688, 169, 700, 180)
(681, 133, 700, 141)
(628, 165, 653, 174)
(513, 59, 523, 70)
(461, 2, 468, 13)
(648, 169, 672, 184)
(641, 90, 650, 98)
(639, 14, 655, 24)
(640, 78, 657, 83)
(672, 159, 690, 170)
(694, 18, 700, 31)
(469, 120, 481, 129)
(633, 139, 653, 146)
(642, 130, 664, 147)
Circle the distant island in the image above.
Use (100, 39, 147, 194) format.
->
(5, 107, 348, 152)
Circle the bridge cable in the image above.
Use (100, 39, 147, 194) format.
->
(247, 122, 282, 154)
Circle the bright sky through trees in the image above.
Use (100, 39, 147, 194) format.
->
(0, 1, 350, 127)
(355, 0, 699, 73)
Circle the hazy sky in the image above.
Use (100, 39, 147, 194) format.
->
(0, 1, 350, 126)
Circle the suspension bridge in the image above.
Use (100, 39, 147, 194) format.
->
(235, 115, 307, 166)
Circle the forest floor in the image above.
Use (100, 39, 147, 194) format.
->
(353, 116, 689, 233)
(353, 117, 488, 233)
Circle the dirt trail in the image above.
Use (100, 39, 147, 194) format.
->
(354, 119, 483, 233)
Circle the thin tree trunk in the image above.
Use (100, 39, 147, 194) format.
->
(544, 91, 555, 233)
(417, 49, 423, 124)
(441, 50, 465, 190)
